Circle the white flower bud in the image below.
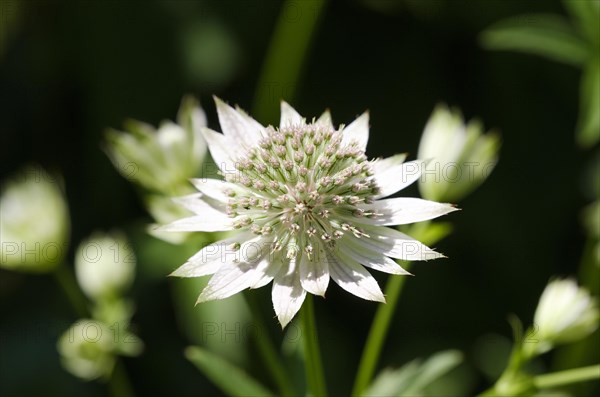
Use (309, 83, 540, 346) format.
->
(0, 166, 69, 272)
(417, 105, 500, 202)
(75, 232, 135, 301)
(57, 319, 143, 380)
(104, 96, 207, 194)
(57, 320, 116, 380)
(527, 278, 599, 356)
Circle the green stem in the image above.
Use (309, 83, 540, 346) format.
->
(351, 222, 451, 396)
(245, 293, 295, 397)
(351, 269, 410, 397)
(534, 364, 600, 389)
(252, 0, 327, 123)
(53, 263, 89, 318)
(108, 359, 136, 397)
(300, 294, 327, 397)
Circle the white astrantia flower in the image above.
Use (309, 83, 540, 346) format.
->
(161, 98, 458, 327)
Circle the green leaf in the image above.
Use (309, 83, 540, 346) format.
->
(402, 350, 464, 394)
(576, 56, 600, 148)
(480, 14, 589, 67)
(363, 362, 420, 397)
(363, 350, 463, 396)
(563, 0, 600, 47)
(185, 346, 274, 397)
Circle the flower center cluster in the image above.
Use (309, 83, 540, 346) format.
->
(223, 123, 380, 259)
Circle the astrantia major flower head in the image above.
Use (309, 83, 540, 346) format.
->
(161, 97, 458, 327)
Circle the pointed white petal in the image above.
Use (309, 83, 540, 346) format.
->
(235, 104, 266, 132)
(170, 233, 251, 277)
(197, 237, 270, 302)
(280, 101, 304, 128)
(356, 197, 458, 226)
(171, 252, 224, 278)
(272, 258, 306, 328)
(299, 245, 329, 296)
(339, 241, 411, 275)
(250, 271, 274, 289)
(190, 178, 245, 203)
(316, 109, 333, 130)
(201, 127, 239, 174)
(341, 111, 369, 151)
(156, 214, 233, 232)
(250, 258, 283, 289)
(198, 262, 259, 302)
(347, 226, 444, 261)
(373, 157, 426, 199)
(327, 250, 385, 302)
(170, 192, 230, 222)
(214, 97, 264, 149)
(172, 193, 225, 215)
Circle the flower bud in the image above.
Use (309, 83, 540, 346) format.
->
(0, 166, 69, 272)
(75, 231, 135, 301)
(418, 105, 500, 202)
(104, 95, 207, 194)
(57, 319, 142, 380)
(57, 320, 116, 380)
(528, 278, 599, 356)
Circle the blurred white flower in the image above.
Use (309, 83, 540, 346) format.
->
(418, 105, 500, 202)
(527, 278, 599, 356)
(162, 98, 458, 327)
(57, 320, 116, 380)
(75, 231, 136, 301)
(0, 166, 69, 272)
(58, 319, 143, 380)
(105, 95, 207, 195)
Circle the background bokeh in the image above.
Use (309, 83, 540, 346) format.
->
(1, 0, 597, 396)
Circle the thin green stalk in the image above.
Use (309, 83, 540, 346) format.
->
(54, 263, 89, 318)
(351, 222, 451, 396)
(108, 359, 136, 397)
(252, 0, 327, 123)
(351, 269, 410, 397)
(301, 294, 327, 397)
(534, 364, 600, 389)
(245, 293, 295, 397)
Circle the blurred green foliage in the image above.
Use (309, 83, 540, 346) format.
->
(1, 0, 598, 396)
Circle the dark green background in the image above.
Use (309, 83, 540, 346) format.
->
(1, 0, 597, 396)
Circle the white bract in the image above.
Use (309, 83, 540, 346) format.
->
(163, 98, 458, 327)
(418, 105, 500, 202)
(105, 96, 207, 195)
(527, 278, 599, 356)
(0, 166, 69, 272)
(75, 231, 136, 301)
